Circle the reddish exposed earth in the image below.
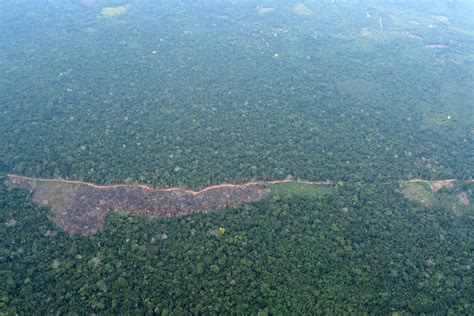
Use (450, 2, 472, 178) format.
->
(4, 174, 471, 235)
(4, 174, 269, 235)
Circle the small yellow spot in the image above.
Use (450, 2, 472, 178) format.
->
(218, 227, 225, 235)
(447, 115, 452, 120)
(101, 6, 128, 17)
(273, 53, 279, 58)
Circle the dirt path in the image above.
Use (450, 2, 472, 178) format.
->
(5, 174, 332, 196)
(7, 174, 469, 192)
(402, 179, 474, 191)
(4, 174, 336, 235)
(3, 174, 472, 235)
(404, 179, 473, 182)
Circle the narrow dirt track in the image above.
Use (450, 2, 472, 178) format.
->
(4, 174, 302, 235)
(3, 174, 471, 235)
(5, 174, 332, 195)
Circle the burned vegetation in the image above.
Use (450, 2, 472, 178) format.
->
(4, 174, 268, 235)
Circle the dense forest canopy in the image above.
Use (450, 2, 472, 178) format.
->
(0, 0, 473, 187)
(0, 0, 473, 314)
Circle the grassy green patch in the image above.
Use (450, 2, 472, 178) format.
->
(400, 182, 435, 207)
(269, 182, 331, 198)
(401, 182, 472, 213)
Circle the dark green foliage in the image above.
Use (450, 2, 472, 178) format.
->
(0, 0, 473, 314)
(0, 0, 473, 188)
(1, 181, 473, 314)
(269, 182, 332, 198)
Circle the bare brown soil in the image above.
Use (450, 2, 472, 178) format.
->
(4, 174, 470, 235)
(4, 174, 271, 235)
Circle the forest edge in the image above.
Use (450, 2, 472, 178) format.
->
(3, 174, 471, 235)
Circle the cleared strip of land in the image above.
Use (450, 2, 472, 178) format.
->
(5, 174, 277, 235)
(4, 174, 471, 235)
